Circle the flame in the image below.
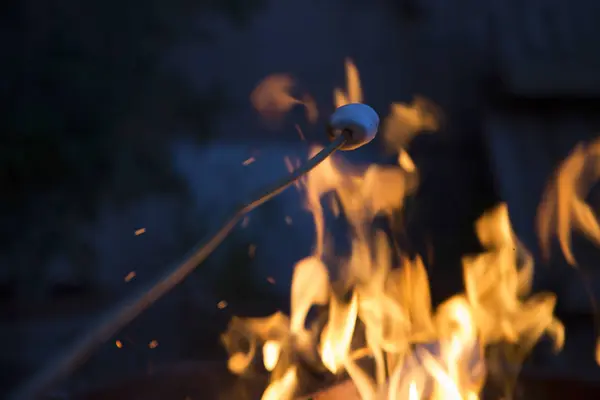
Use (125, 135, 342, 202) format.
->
(251, 74, 318, 125)
(334, 58, 363, 107)
(223, 60, 565, 399)
(263, 340, 281, 372)
(262, 366, 298, 400)
(320, 291, 359, 374)
(536, 136, 600, 366)
(382, 96, 441, 151)
(537, 137, 600, 265)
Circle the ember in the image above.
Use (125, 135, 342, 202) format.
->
(220, 60, 581, 400)
(124, 271, 136, 282)
(218, 300, 228, 310)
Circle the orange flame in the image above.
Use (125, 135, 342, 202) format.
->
(223, 60, 565, 400)
(334, 58, 363, 107)
(537, 137, 600, 265)
(536, 136, 600, 366)
(251, 74, 318, 125)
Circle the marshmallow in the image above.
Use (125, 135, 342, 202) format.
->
(327, 103, 379, 150)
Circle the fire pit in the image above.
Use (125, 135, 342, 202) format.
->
(69, 362, 600, 400)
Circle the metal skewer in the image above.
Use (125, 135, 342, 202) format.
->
(11, 103, 379, 400)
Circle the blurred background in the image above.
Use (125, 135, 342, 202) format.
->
(2, 0, 600, 397)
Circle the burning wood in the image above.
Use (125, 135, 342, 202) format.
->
(221, 60, 570, 400)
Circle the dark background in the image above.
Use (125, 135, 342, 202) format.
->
(2, 0, 600, 397)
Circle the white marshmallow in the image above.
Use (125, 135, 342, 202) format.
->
(328, 103, 379, 150)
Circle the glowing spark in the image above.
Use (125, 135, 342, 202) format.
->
(284, 156, 302, 190)
(124, 271, 136, 282)
(241, 217, 250, 228)
(295, 124, 306, 141)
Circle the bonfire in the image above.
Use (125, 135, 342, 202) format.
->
(221, 59, 600, 400)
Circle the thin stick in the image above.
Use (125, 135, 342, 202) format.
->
(11, 135, 348, 400)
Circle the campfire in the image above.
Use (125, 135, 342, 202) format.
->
(221, 60, 600, 399)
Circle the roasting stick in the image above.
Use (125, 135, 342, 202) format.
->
(11, 103, 379, 400)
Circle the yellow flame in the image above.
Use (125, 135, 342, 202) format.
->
(251, 74, 318, 125)
(383, 96, 441, 151)
(290, 257, 330, 334)
(263, 340, 280, 372)
(334, 58, 363, 107)
(261, 366, 298, 400)
(222, 59, 566, 400)
(536, 136, 600, 367)
(320, 292, 359, 374)
(537, 137, 600, 265)
(408, 381, 419, 400)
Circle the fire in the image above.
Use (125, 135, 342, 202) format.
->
(536, 137, 600, 364)
(251, 74, 318, 126)
(263, 340, 282, 372)
(222, 60, 566, 399)
(537, 137, 600, 266)
(334, 58, 363, 107)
